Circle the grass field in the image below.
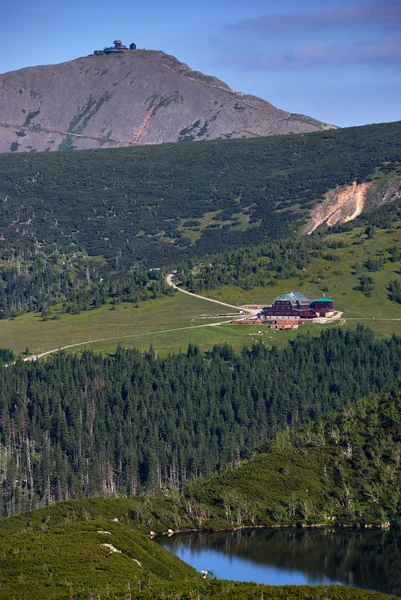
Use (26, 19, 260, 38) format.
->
(1, 287, 332, 357)
(1, 293, 227, 357)
(64, 320, 333, 356)
(2, 224, 400, 357)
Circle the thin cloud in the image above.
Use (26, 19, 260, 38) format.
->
(230, 2, 401, 32)
(218, 39, 401, 69)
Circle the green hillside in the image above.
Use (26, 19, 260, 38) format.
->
(1, 195, 400, 358)
(0, 120, 399, 320)
(1, 123, 400, 600)
(0, 497, 391, 600)
(0, 121, 400, 269)
(176, 198, 401, 337)
(186, 381, 401, 528)
(0, 515, 197, 600)
(180, 198, 401, 314)
(2, 381, 401, 598)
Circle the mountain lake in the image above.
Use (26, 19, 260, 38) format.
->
(157, 528, 401, 596)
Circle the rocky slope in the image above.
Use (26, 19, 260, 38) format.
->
(0, 50, 334, 153)
(305, 173, 401, 233)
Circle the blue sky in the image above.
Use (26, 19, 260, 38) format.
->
(1, 0, 399, 127)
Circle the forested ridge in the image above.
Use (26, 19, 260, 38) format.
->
(5, 372, 401, 530)
(2, 325, 401, 517)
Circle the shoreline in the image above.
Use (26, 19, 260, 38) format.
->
(154, 520, 392, 539)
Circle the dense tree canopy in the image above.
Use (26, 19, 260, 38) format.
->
(1, 325, 401, 517)
(0, 122, 399, 268)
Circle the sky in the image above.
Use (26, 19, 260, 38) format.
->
(0, 0, 399, 127)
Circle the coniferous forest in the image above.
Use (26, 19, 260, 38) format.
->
(0, 258, 171, 319)
(1, 325, 401, 517)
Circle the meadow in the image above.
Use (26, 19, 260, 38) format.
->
(1, 288, 331, 357)
(1, 220, 400, 357)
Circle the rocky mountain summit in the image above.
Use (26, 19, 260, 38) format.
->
(0, 48, 335, 153)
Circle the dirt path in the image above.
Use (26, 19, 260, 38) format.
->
(23, 320, 232, 362)
(312, 311, 344, 324)
(21, 275, 254, 362)
(346, 317, 401, 321)
(0, 120, 120, 144)
(165, 274, 255, 314)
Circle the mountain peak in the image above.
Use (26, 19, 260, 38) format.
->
(0, 49, 335, 153)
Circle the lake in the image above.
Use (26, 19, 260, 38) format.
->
(157, 528, 401, 596)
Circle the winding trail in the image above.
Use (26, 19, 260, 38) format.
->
(19, 276, 362, 363)
(22, 274, 254, 362)
(0, 120, 120, 144)
(165, 273, 254, 314)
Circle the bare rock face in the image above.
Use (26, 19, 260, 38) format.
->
(0, 50, 335, 153)
(305, 174, 401, 233)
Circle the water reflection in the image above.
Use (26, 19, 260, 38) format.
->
(158, 528, 401, 595)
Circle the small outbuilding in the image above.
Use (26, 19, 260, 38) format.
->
(310, 298, 334, 317)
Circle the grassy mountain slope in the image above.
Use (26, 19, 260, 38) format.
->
(179, 199, 401, 335)
(0, 49, 332, 154)
(0, 516, 197, 600)
(0, 121, 399, 269)
(0, 120, 399, 328)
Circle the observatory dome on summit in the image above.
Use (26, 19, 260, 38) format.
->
(94, 40, 137, 55)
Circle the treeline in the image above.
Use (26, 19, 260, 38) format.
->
(177, 236, 325, 292)
(2, 325, 401, 516)
(0, 252, 170, 319)
(0, 121, 400, 267)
